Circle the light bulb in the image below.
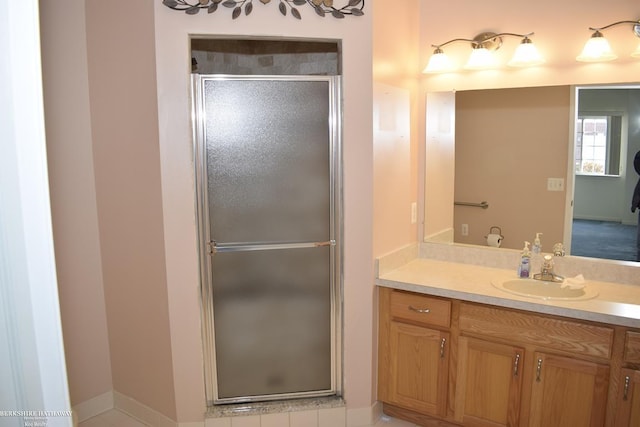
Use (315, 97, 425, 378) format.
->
(508, 38, 545, 67)
(576, 31, 617, 62)
(464, 47, 496, 70)
(423, 48, 454, 73)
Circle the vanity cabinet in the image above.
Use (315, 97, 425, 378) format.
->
(615, 332, 640, 426)
(528, 352, 609, 427)
(454, 342, 609, 427)
(387, 322, 449, 416)
(378, 287, 630, 427)
(378, 289, 451, 418)
(458, 302, 611, 427)
(454, 336, 524, 426)
(614, 369, 640, 426)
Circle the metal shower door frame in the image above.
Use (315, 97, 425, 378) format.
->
(191, 74, 343, 406)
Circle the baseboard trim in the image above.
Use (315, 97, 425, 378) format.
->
(72, 391, 114, 423)
(346, 401, 383, 427)
(382, 403, 458, 426)
(114, 390, 177, 427)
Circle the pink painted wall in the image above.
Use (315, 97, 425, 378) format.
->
(39, 0, 113, 406)
(44, 0, 375, 421)
(152, 2, 374, 421)
(85, 0, 177, 420)
(372, 0, 421, 257)
(424, 91, 455, 240)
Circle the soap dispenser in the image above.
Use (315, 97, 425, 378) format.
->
(518, 241, 531, 278)
(532, 232, 543, 254)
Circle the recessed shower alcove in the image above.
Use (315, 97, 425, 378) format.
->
(190, 37, 344, 410)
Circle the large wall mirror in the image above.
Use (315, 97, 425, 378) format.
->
(424, 83, 640, 263)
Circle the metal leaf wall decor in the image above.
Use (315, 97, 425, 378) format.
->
(162, 0, 365, 20)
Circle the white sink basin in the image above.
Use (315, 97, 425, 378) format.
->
(492, 278, 598, 301)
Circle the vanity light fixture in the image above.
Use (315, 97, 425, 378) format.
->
(423, 31, 544, 73)
(576, 19, 640, 62)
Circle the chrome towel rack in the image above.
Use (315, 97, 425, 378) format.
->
(454, 201, 489, 209)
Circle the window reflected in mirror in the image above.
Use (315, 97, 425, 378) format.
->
(575, 114, 622, 176)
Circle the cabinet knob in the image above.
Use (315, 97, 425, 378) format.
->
(536, 358, 543, 382)
(513, 353, 521, 377)
(440, 338, 446, 358)
(409, 305, 431, 314)
(624, 375, 630, 401)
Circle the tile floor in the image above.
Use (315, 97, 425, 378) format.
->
(78, 409, 147, 427)
(78, 410, 418, 427)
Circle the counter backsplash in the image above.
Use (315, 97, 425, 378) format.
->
(376, 242, 640, 287)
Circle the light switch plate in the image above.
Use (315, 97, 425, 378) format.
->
(411, 202, 417, 224)
(547, 177, 565, 191)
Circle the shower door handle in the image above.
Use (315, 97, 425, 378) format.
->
(209, 240, 335, 254)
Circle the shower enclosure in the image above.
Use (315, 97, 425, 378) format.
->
(192, 75, 342, 404)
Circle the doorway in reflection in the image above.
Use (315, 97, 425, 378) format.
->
(571, 87, 640, 261)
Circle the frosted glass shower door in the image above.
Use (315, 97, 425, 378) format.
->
(193, 75, 341, 404)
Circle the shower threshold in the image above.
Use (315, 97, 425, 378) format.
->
(206, 395, 345, 419)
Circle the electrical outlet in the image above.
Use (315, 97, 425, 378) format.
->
(461, 223, 469, 236)
(411, 202, 417, 224)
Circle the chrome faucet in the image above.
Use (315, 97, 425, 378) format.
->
(533, 254, 564, 282)
(553, 242, 565, 257)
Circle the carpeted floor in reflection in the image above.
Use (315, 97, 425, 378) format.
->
(571, 219, 638, 262)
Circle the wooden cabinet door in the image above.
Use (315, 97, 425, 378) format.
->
(615, 369, 640, 427)
(529, 352, 609, 427)
(455, 336, 524, 427)
(387, 320, 449, 416)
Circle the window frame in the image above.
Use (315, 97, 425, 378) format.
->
(575, 112, 624, 177)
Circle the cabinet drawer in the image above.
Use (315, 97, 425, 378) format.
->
(459, 303, 614, 359)
(390, 291, 451, 328)
(625, 331, 640, 363)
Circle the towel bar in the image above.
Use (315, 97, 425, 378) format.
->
(454, 201, 489, 209)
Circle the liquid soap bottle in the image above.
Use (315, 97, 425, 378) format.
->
(532, 232, 543, 254)
(518, 241, 531, 278)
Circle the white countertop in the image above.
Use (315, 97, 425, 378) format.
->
(375, 258, 640, 328)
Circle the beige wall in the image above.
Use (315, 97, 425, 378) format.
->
(454, 86, 571, 250)
(40, 0, 113, 406)
(152, 2, 374, 421)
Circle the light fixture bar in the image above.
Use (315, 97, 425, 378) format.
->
(588, 20, 640, 33)
(430, 32, 534, 51)
(423, 31, 542, 73)
(430, 37, 478, 50)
